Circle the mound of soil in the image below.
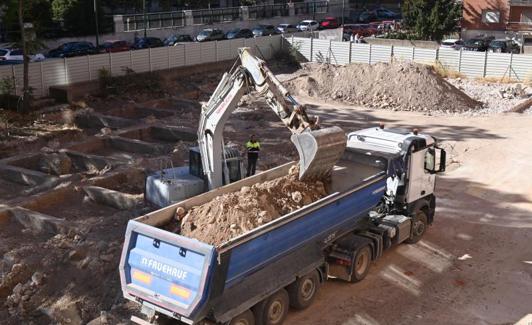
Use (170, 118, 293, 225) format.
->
(284, 62, 481, 113)
(179, 166, 327, 246)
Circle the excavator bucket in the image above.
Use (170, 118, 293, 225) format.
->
(291, 126, 347, 181)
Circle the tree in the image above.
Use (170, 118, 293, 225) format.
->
(52, 0, 105, 36)
(2, 0, 53, 39)
(402, 0, 461, 42)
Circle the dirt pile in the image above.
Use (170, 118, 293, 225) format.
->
(284, 62, 481, 113)
(178, 166, 327, 246)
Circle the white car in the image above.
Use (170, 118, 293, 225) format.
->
(0, 48, 46, 63)
(296, 20, 319, 32)
(440, 39, 464, 50)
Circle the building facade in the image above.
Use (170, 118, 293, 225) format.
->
(462, 0, 532, 43)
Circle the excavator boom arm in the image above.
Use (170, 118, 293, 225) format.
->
(198, 48, 346, 190)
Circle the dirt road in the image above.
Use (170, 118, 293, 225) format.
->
(284, 97, 532, 325)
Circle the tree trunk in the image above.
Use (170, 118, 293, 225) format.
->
(18, 0, 30, 113)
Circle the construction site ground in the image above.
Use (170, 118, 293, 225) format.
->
(0, 61, 531, 325)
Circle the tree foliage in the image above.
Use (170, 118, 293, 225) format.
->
(51, 0, 106, 36)
(2, 0, 53, 37)
(402, 0, 461, 42)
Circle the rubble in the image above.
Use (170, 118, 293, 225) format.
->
(284, 62, 481, 113)
(179, 166, 328, 246)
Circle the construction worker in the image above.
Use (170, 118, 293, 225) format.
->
(246, 135, 260, 177)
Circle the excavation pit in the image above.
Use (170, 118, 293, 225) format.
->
(117, 126, 196, 144)
(4, 151, 114, 177)
(67, 136, 170, 161)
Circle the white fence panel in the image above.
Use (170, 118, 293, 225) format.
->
(200, 42, 217, 63)
(485, 53, 512, 78)
(66, 57, 90, 84)
(185, 43, 202, 66)
(131, 50, 150, 73)
(393, 46, 414, 61)
(89, 53, 111, 77)
(150, 47, 169, 71)
(42, 60, 67, 91)
(460, 51, 486, 77)
(170, 45, 185, 68)
(312, 39, 331, 62)
(291, 37, 311, 61)
(413, 48, 437, 64)
(13, 63, 44, 97)
(351, 43, 370, 64)
(438, 48, 460, 71)
(330, 41, 350, 64)
(370, 45, 392, 64)
(0, 66, 12, 87)
(510, 55, 532, 81)
(110, 52, 132, 76)
(217, 39, 240, 61)
(270, 35, 282, 52)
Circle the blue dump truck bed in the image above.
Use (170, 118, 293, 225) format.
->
(120, 150, 387, 324)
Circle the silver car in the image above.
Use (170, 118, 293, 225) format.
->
(276, 24, 298, 34)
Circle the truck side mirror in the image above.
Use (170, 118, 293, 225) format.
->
(424, 147, 446, 174)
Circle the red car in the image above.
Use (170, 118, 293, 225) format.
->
(99, 40, 130, 53)
(320, 16, 340, 29)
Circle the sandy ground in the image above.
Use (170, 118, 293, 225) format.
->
(283, 97, 532, 325)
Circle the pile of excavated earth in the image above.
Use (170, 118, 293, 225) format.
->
(177, 166, 328, 246)
(284, 62, 481, 113)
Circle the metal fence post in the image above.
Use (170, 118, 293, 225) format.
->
(40, 61, 45, 96)
(435, 48, 439, 61)
(390, 45, 394, 63)
(412, 47, 415, 61)
(109, 52, 113, 76)
(11, 65, 16, 95)
(348, 40, 352, 64)
(310, 36, 314, 61)
(149, 48, 152, 72)
(129, 50, 133, 71)
(87, 55, 92, 80)
(483, 50, 488, 77)
(368, 44, 372, 64)
(64, 57, 68, 84)
(215, 41, 219, 62)
(167, 46, 171, 69)
(509, 52, 514, 79)
(458, 49, 462, 72)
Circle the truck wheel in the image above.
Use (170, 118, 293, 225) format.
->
(256, 289, 289, 325)
(405, 210, 428, 244)
(229, 309, 255, 325)
(287, 270, 320, 310)
(350, 245, 371, 283)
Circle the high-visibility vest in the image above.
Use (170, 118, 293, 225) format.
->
(246, 141, 260, 151)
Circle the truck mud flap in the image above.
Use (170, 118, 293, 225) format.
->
(119, 220, 216, 322)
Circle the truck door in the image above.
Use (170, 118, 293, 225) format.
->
(406, 147, 435, 203)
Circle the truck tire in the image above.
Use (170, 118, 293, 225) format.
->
(255, 289, 289, 325)
(405, 210, 428, 244)
(350, 245, 371, 283)
(287, 270, 320, 310)
(229, 309, 255, 325)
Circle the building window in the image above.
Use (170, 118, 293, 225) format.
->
(482, 10, 501, 23)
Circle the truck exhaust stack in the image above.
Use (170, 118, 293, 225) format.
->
(291, 126, 347, 181)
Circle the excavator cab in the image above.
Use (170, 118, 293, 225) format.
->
(189, 147, 243, 184)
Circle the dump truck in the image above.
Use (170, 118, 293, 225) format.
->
(120, 125, 446, 325)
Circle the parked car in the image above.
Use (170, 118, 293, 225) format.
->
(462, 38, 492, 51)
(196, 29, 226, 42)
(440, 39, 464, 50)
(163, 34, 193, 46)
(374, 8, 401, 19)
(357, 10, 377, 23)
(252, 25, 278, 37)
(99, 40, 130, 53)
(488, 39, 520, 53)
(131, 37, 164, 49)
(276, 23, 298, 34)
(48, 42, 98, 58)
(0, 48, 45, 62)
(320, 16, 340, 29)
(225, 28, 254, 39)
(296, 20, 319, 31)
(342, 23, 378, 40)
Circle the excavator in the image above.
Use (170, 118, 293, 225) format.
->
(145, 47, 347, 206)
